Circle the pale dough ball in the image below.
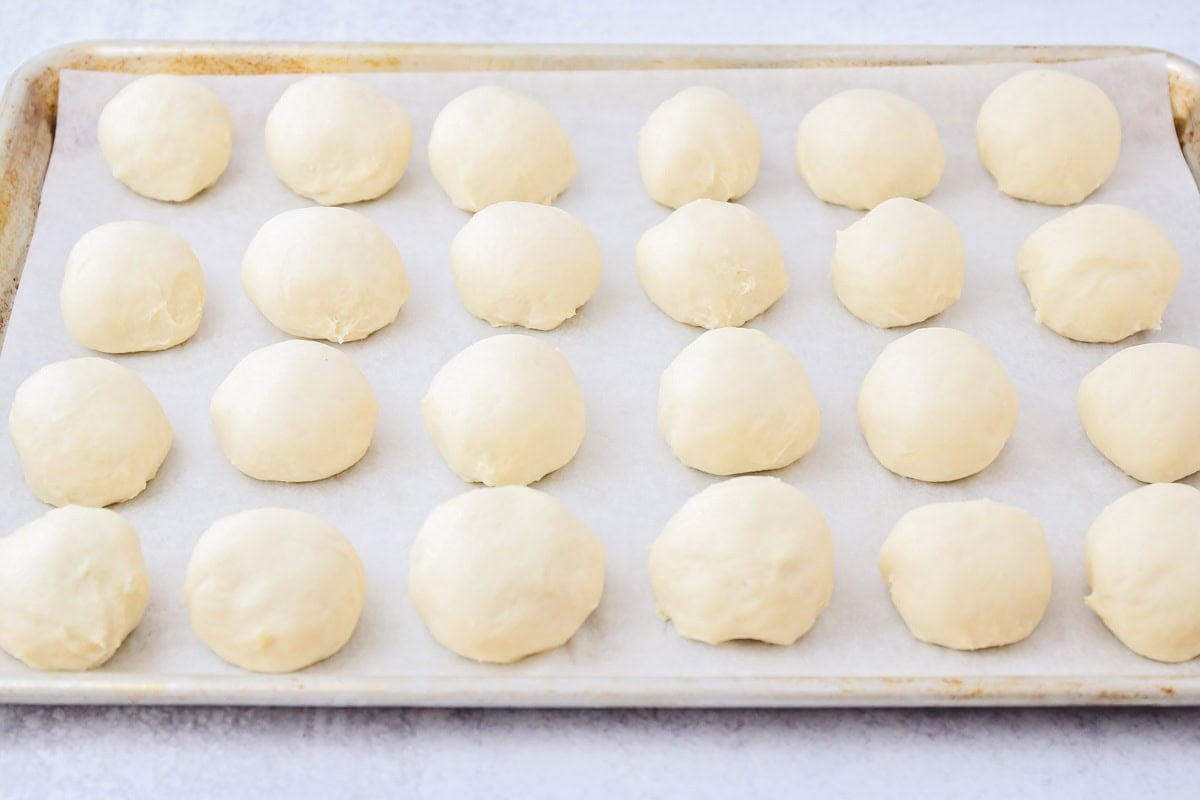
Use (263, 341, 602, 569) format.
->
(1086, 483, 1200, 662)
(0, 506, 149, 671)
(795, 89, 944, 210)
(422, 335, 585, 486)
(636, 199, 787, 328)
(879, 499, 1052, 651)
(61, 221, 206, 353)
(264, 75, 413, 205)
(409, 486, 605, 663)
(242, 207, 410, 343)
(638, 86, 761, 209)
(185, 508, 366, 673)
(831, 198, 964, 328)
(8, 358, 172, 507)
(1078, 343, 1200, 483)
(977, 70, 1121, 205)
(1018, 204, 1180, 343)
(97, 74, 232, 202)
(658, 327, 820, 476)
(210, 340, 378, 482)
(858, 327, 1018, 482)
(428, 86, 576, 212)
(649, 476, 834, 645)
(450, 201, 601, 331)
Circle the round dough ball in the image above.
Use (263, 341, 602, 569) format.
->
(831, 198, 964, 328)
(422, 335, 585, 486)
(450, 201, 601, 331)
(879, 499, 1052, 651)
(636, 199, 787, 328)
(858, 327, 1018, 483)
(0, 506, 149, 671)
(977, 70, 1120, 205)
(210, 340, 378, 482)
(795, 89, 944, 210)
(97, 74, 232, 202)
(638, 86, 761, 209)
(649, 476, 833, 645)
(1086, 483, 1200, 662)
(9, 358, 172, 507)
(428, 86, 576, 212)
(409, 486, 604, 663)
(61, 221, 206, 353)
(185, 508, 366, 673)
(1018, 204, 1180, 343)
(242, 207, 410, 343)
(658, 327, 820, 476)
(264, 76, 413, 205)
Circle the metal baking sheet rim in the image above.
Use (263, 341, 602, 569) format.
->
(0, 41, 1197, 708)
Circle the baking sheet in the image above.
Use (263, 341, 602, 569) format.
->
(1, 53, 1198, 704)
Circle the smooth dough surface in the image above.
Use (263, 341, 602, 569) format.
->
(830, 198, 964, 328)
(638, 86, 761, 209)
(97, 74, 232, 202)
(649, 476, 834, 646)
(264, 75, 413, 205)
(9, 358, 172, 507)
(242, 206, 410, 342)
(422, 335, 585, 486)
(1018, 204, 1180, 343)
(795, 88, 944, 210)
(977, 69, 1120, 205)
(210, 340, 378, 482)
(636, 199, 787, 328)
(409, 486, 605, 663)
(0, 506, 149, 671)
(428, 86, 576, 212)
(858, 327, 1018, 482)
(450, 201, 601, 330)
(658, 327, 820, 475)
(185, 508, 366, 673)
(879, 499, 1052, 651)
(1086, 483, 1200, 663)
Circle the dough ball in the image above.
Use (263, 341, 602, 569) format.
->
(8, 358, 172, 507)
(242, 207, 410, 343)
(450, 201, 601, 331)
(831, 198, 964, 328)
(636, 199, 787, 328)
(858, 327, 1018, 482)
(879, 499, 1052, 651)
(97, 74, 232, 202)
(428, 86, 576, 212)
(658, 327, 820, 476)
(409, 486, 604, 663)
(422, 335, 585, 486)
(795, 89, 944, 210)
(264, 75, 413, 205)
(1018, 204, 1180, 343)
(210, 340, 378, 482)
(649, 476, 833, 645)
(0, 506, 148, 671)
(1086, 483, 1200, 662)
(61, 221, 206, 353)
(638, 86, 761, 209)
(977, 70, 1120, 205)
(185, 508, 366, 673)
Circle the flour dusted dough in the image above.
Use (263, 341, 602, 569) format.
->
(409, 486, 604, 663)
(97, 74, 232, 202)
(0, 506, 149, 671)
(210, 340, 378, 482)
(185, 508, 366, 673)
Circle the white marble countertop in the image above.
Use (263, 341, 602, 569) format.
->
(2, 1, 1199, 797)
